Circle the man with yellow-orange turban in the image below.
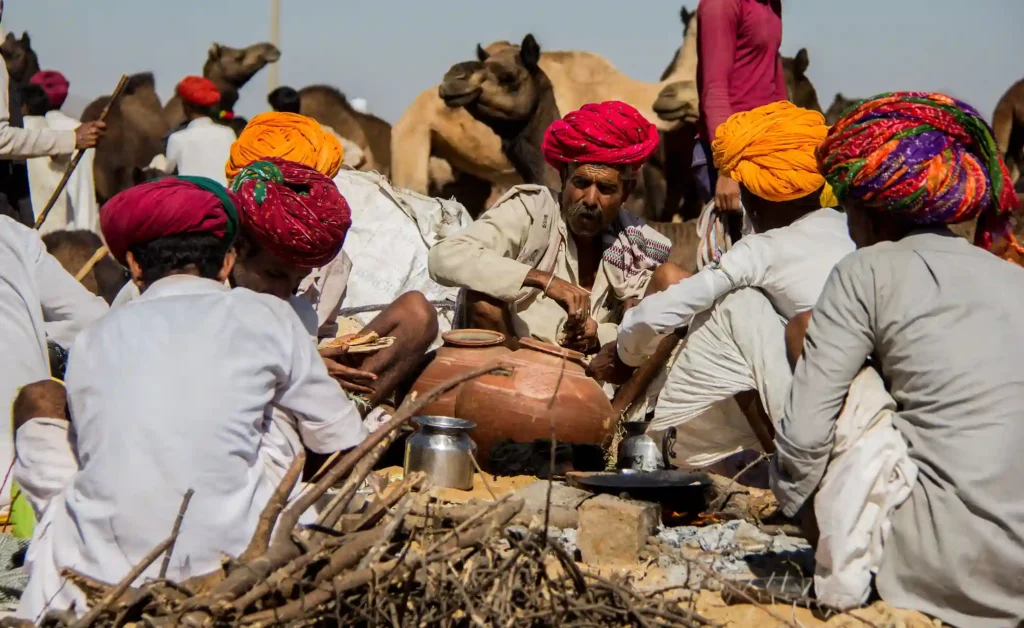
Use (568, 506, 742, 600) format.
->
(594, 101, 855, 475)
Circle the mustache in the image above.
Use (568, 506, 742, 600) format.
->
(568, 201, 602, 221)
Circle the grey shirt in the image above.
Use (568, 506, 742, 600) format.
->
(773, 229, 1024, 628)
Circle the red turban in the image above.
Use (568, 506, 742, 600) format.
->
(230, 157, 351, 269)
(542, 101, 660, 172)
(176, 76, 221, 108)
(100, 177, 240, 266)
(29, 70, 69, 109)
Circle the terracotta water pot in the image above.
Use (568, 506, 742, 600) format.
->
(408, 329, 511, 417)
(454, 338, 615, 468)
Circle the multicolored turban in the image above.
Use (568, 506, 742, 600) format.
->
(29, 70, 69, 110)
(226, 112, 343, 181)
(176, 76, 221, 108)
(541, 101, 660, 173)
(817, 92, 1020, 253)
(231, 157, 351, 268)
(712, 101, 837, 207)
(100, 177, 239, 266)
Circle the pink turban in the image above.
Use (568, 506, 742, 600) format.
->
(542, 101, 660, 172)
(29, 70, 69, 109)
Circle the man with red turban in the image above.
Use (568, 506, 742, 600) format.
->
(157, 76, 236, 186)
(15, 176, 368, 619)
(430, 101, 682, 355)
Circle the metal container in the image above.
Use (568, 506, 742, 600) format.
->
(404, 416, 477, 490)
(617, 422, 665, 472)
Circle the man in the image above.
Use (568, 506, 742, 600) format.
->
(21, 71, 99, 233)
(696, 0, 786, 211)
(429, 101, 678, 352)
(776, 92, 1024, 626)
(597, 102, 854, 469)
(15, 177, 367, 618)
(162, 76, 236, 186)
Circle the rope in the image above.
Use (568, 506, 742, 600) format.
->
(74, 245, 109, 282)
(336, 299, 456, 317)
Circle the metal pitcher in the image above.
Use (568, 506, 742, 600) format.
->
(404, 416, 477, 490)
(617, 421, 665, 472)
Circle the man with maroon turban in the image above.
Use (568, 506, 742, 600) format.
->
(430, 101, 684, 353)
(158, 76, 236, 186)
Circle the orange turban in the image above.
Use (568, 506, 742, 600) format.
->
(712, 101, 837, 207)
(225, 112, 343, 181)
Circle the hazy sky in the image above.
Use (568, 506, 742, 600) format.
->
(5, 0, 1023, 124)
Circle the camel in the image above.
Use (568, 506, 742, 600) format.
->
(994, 79, 1024, 183)
(42, 230, 127, 305)
(439, 34, 700, 270)
(0, 32, 40, 85)
(298, 85, 392, 175)
(824, 93, 863, 126)
(391, 9, 700, 201)
(162, 42, 281, 129)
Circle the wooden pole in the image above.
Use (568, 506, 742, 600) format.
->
(34, 74, 129, 231)
(268, 0, 281, 92)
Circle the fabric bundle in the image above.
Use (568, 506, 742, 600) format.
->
(541, 101, 660, 172)
(712, 101, 836, 206)
(100, 177, 238, 266)
(231, 157, 351, 268)
(817, 91, 1020, 252)
(29, 70, 69, 110)
(176, 76, 221, 108)
(226, 112, 344, 181)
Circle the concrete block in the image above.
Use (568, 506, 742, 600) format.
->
(577, 494, 660, 565)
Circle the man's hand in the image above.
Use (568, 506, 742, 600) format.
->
(544, 275, 591, 326)
(715, 176, 741, 212)
(587, 341, 635, 385)
(74, 121, 106, 150)
(561, 317, 598, 353)
(319, 342, 378, 395)
(13, 380, 68, 431)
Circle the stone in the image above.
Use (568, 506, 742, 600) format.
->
(510, 480, 592, 529)
(576, 494, 661, 565)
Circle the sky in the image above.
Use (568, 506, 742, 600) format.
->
(5, 0, 1023, 125)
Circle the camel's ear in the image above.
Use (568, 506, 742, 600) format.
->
(20, 32, 29, 46)
(794, 48, 809, 76)
(208, 43, 222, 62)
(520, 34, 541, 71)
(680, 6, 693, 25)
(4, 33, 13, 44)
(836, 92, 844, 100)
(476, 44, 489, 62)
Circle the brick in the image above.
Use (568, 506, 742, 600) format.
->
(576, 494, 661, 565)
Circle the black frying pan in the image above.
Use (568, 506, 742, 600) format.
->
(573, 470, 712, 513)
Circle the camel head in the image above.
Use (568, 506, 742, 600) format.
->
(653, 80, 699, 123)
(439, 34, 543, 124)
(204, 42, 281, 89)
(1, 32, 39, 84)
(824, 93, 864, 126)
(782, 49, 822, 113)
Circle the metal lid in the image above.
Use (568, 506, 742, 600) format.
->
(441, 329, 506, 348)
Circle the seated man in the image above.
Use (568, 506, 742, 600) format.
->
(429, 102, 679, 353)
(597, 102, 855, 468)
(777, 92, 1024, 624)
(15, 177, 368, 618)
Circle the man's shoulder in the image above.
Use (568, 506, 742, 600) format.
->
(486, 184, 558, 218)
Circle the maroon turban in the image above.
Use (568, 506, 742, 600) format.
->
(541, 101, 660, 172)
(230, 157, 351, 269)
(176, 76, 220, 108)
(29, 70, 69, 109)
(100, 177, 240, 266)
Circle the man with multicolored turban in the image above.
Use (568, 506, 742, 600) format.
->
(592, 102, 854, 474)
(14, 176, 368, 619)
(430, 101, 680, 353)
(157, 76, 237, 186)
(773, 92, 1024, 626)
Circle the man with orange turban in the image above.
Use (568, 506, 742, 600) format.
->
(596, 102, 854, 477)
(158, 76, 237, 186)
(226, 111, 343, 181)
(430, 101, 680, 354)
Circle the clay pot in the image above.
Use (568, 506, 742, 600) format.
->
(408, 329, 511, 417)
(454, 338, 615, 468)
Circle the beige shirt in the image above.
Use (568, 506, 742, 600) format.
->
(0, 62, 76, 159)
(429, 186, 624, 346)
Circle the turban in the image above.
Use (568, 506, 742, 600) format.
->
(231, 157, 351, 268)
(818, 91, 1020, 253)
(29, 70, 69, 109)
(176, 76, 221, 108)
(226, 112, 343, 181)
(542, 101, 660, 172)
(712, 101, 837, 207)
(100, 177, 239, 266)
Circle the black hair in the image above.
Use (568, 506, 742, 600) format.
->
(128, 232, 231, 286)
(19, 83, 50, 116)
(268, 86, 301, 114)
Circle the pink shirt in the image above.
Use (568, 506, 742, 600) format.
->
(697, 0, 787, 144)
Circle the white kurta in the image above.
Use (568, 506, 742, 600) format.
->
(0, 62, 76, 159)
(0, 216, 106, 504)
(24, 111, 99, 234)
(165, 117, 237, 187)
(18, 275, 368, 619)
